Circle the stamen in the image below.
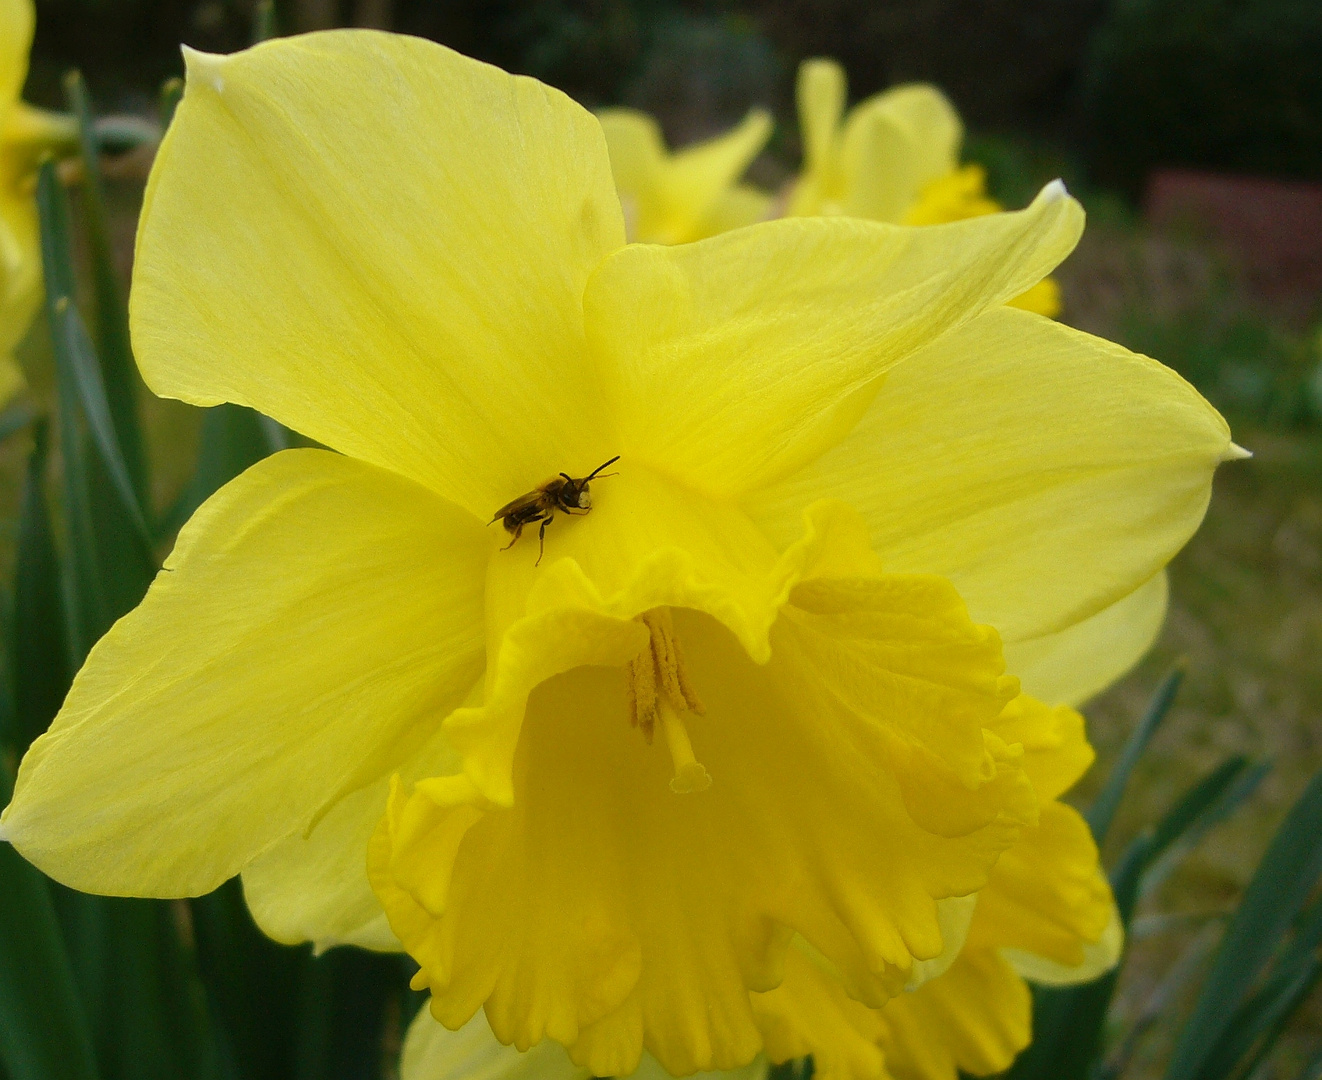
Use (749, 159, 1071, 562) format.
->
(625, 608, 710, 792)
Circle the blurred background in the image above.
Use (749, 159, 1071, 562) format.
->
(9, 0, 1322, 1077)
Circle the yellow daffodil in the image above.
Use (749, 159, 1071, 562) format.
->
(0, 0, 75, 397)
(787, 58, 1061, 318)
(598, 106, 773, 243)
(2, 30, 1236, 1078)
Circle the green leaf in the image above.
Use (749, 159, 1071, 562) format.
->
(7, 418, 70, 753)
(253, 0, 279, 43)
(51, 891, 232, 1080)
(1136, 757, 1257, 912)
(190, 880, 306, 1080)
(1294, 1045, 1322, 1080)
(1141, 759, 1270, 899)
(36, 159, 154, 657)
(63, 71, 150, 511)
(293, 950, 416, 1080)
(170, 404, 285, 532)
(38, 160, 107, 659)
(1008, 757, 1258, 1080)
(0, 770, 99, 1080)
(49, 296, 152, 551)
(1167, 765, 1322, 1080)
(1193, 958, 1320, 1080)
(1086, 662, 1186, 844)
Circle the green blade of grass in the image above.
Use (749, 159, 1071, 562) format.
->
(253, 0, 279, 43)
(38, 159, 107, 658)
(1086, 662, 1186, 844)
(1191, 897, 1322, 1080)
(1194, 959, 1321, 1080)
(7, 418, 70, 753)
(1141, 760, 1271, 899)
(1166, 766, 1322, 1080)
(1009, 756, 1255, 1080)
(190, 880, 306, 1080)
(0, 769, 100, 1080)
(37, 161, 153, 580)
(49, 297, 152, 552)
(63, 71, 149, 510)
(1294, 1044, 1322, 1080)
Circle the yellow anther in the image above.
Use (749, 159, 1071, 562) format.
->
(625, 608, 709, 792)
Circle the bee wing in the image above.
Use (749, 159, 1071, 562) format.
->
(490, 491, 542, 523)
(489, 489, 549, 523)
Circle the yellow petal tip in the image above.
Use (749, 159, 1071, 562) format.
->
(182, 45, 230, 95)
(1225, 442, 1253, 461)
(1038, 179, 1069, 204)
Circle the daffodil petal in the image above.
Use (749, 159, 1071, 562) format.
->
(661, 109, 772, 240)
(847, 84, 962, 195)
(838, 84, 962, 224)
(242, 709, 473, 951)
(400, 1007, 762, 1080)
(1, 449, 488, 896)
(586, 186, 1083, 500)
(0, 0, 32, 108)
(747, 306, 1233, 642)
(751, 944, 887, 1080)
(967, 801, 1115, 970)
(601, 108, 771, 245)
(878, 950, 1031, 1080)
(1005, 571, 1168, 707)
(0, 105, 40, 392)
(1002, 904, 1123, 986)
(797, 58, 846, 179)
(988, 695, 1094, 805)
(700, 183, 775, 235)
(599, 108, 667, 205)
(132, 32, 625, 519)
(243, 776, 400, 952)
(402, 1007, 590, 1080)
(835, 106, 925, 224)
(1007, 276, 1062, 317)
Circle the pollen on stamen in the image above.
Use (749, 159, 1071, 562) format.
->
(626, 608, 710, 792)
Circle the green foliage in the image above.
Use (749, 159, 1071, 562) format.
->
(1082, 0, 1322, 190)
(1007, 672, 1322, 1080)
(1119, 298, 1322, 431)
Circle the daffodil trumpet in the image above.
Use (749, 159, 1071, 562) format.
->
(1, 29, 1237, 1080)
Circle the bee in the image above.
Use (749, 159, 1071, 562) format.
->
(490, 456, 620, 564)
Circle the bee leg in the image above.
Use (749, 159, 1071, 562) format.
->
(500, 523, 523, 551)
(535, 514, 553, 566)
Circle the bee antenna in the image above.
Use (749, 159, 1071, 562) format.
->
(559, 472, 574, 482)
(585, 455, 621, 481)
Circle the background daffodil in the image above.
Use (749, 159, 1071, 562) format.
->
(598, 106, 773, 243)
(0, 0, 75, 400)
(787, 57, 1061, 317)
(0, 30, 1236, 1078)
